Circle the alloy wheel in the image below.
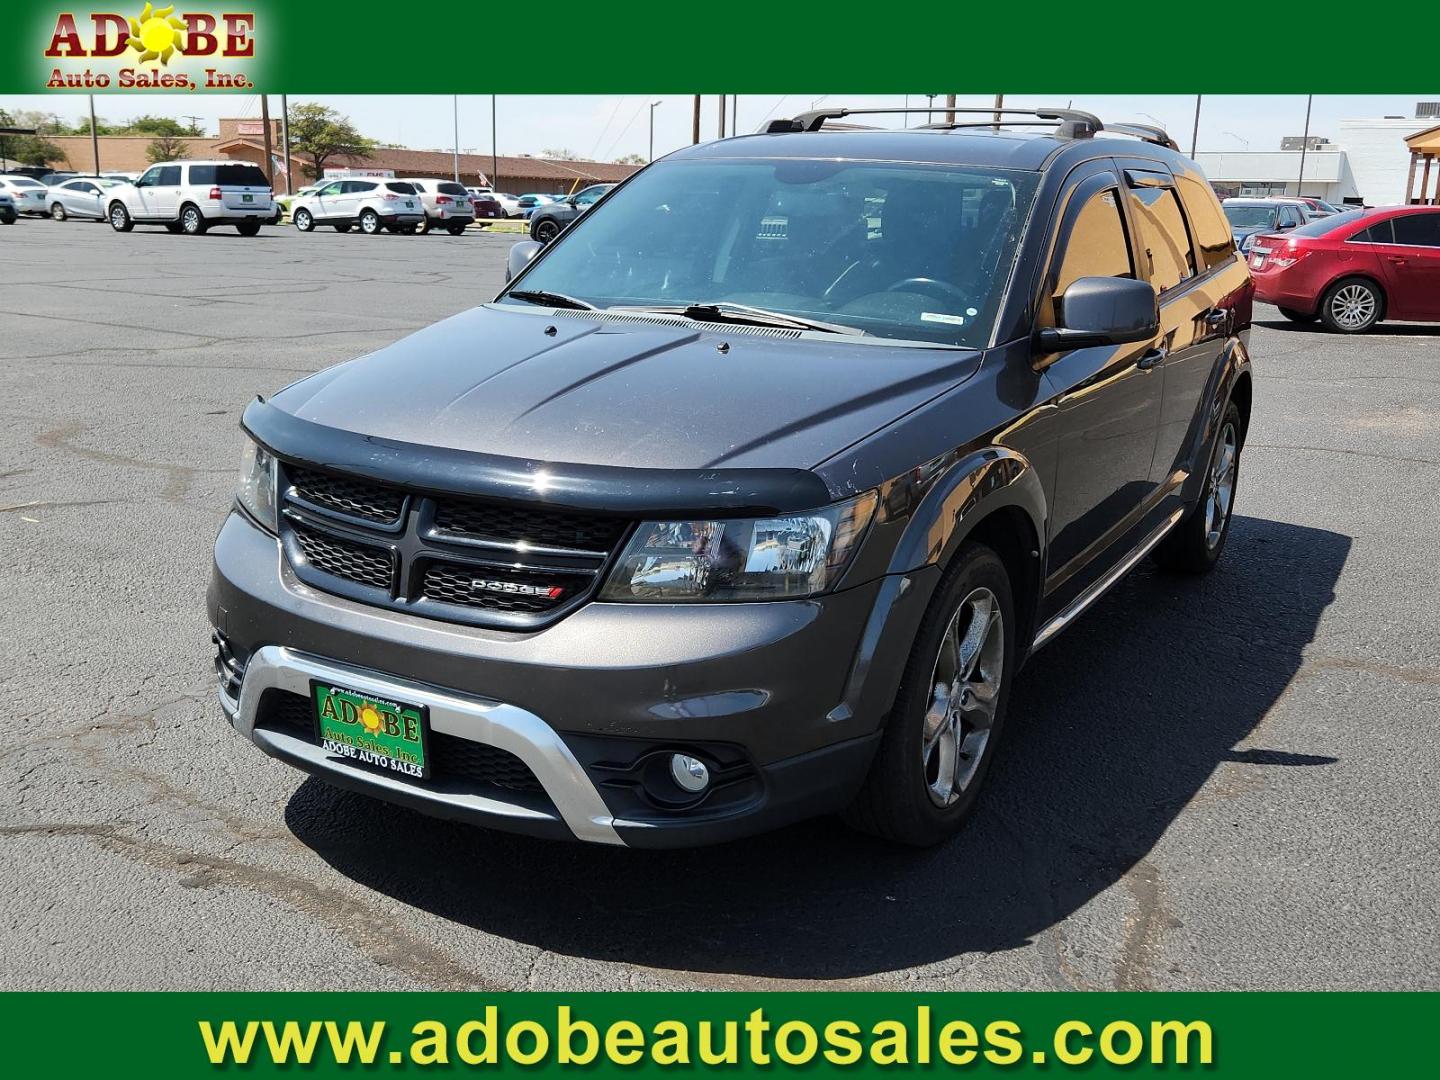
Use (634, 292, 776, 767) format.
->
(183, 208, 201, 234)
(1330, 284, 1376, 330)
(922, 587, 1004, 807)
(1204, 421, 1238, 550)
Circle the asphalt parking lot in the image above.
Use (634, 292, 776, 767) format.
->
(2, 219, 1437, 991)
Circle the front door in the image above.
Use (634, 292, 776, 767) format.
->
(311, 181, 345, 222)
(1037, 168, 1166, 605)
(1377, 211, 1440, 321)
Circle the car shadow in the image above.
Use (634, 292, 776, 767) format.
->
(1254, 316, 1440, 336)
(285, 515, 1349, 980)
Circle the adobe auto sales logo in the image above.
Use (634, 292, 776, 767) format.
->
(43, 4, 258, 91)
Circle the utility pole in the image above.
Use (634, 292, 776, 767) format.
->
(280, 94, 292, 193)
(260, 94, 274, 187)
(945, 93, 956, 126)
(718, 95, 726, 139)
(182, 114, 203, 133)
(1190, 94, 1202, 158)
(649, 100, 662, 162)
(992, 92, 1004, 130)
(89, 94, 100, 173)
(490, 95, 497, 190)
(452, 95, 460, 182)
(692, 95, 701, 144)
(1297, 94, 1313, 196)
(926, 94, 936, 125)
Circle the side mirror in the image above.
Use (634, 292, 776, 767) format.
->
(1277, 220, 1295, 231)
(506, 239, 544, 281)
(1035, 276, 1159, 353)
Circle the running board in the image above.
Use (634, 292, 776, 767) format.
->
(1031, 508, 1185, 652)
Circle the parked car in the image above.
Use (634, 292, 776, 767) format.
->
(47, 176, 126, 221)
(37, 171, 78, 187)
(274, 183, 322, 221)
(0, 190, 15, 225)
(492, 192, 523, 217)
(516, 193, 558, 218)
(291, 179, 424, 234)
(1222, 197, 1307, 252)
(468, 191, 506, 222)
(528, 183, 614, 243)
(0, 175, 51, 217)
(399, 178, 474, 235)
(1248, 205, 1440, 333)
(210, 106, 1253, 849)
(105, 161, 275, 235)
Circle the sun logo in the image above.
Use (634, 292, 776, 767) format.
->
(358, 704, 384, 735)
(125, 3, 188, 65)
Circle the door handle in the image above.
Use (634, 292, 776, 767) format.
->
(1386, 256, 1407, 265)
(1204, 308, 1229, 327)
(1137, 346, 1167, 371)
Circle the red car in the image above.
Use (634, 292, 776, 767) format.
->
(1249, 205, 1440, 332)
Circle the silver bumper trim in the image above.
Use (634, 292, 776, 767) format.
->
(226, 645, 623, 845)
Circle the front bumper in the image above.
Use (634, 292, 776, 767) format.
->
(209, 512, 933, 846)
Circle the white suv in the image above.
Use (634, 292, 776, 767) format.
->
(398, 178, 474, 235)
(107, 160, 275, 236)
(291, 179, 425, 235)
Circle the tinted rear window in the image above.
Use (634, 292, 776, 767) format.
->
(1290, 208, 1366, 238)
(386, 182, 417, 194)
(436, 182, 468, 196)
(189, 164, 269, 186)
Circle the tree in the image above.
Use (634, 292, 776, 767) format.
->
(125, 114, 204, 137)
(146, 135, 191, 163)
(613, 153, 646, 165)
(539, 147, 579, 160)
(286, 103, 376, 180)
(0, 109, 66, 167)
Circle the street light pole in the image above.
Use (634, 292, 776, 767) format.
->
(281, 94, 292, 194)
(452, 95, 461, 182)
(1297, 94, 1314, 196)
(1190, 94, 1202, 158)
(648, 100, 662, 162)
(491, 95, 497, 190)
(88, 94, 100, 174)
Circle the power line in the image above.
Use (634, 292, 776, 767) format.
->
(603, 98, 650, 161)
(589, 96, 625, 160)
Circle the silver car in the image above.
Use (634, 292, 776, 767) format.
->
(0, 190, 15, 225)
(0, 175, 50, 217)
(47, 177, 126, 221)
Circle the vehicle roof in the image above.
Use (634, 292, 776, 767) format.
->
(668, 128, 1193, 172)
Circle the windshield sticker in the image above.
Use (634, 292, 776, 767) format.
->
(921, 312, 967, 326)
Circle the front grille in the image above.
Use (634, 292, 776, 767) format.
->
(420, 561, 592, 613)
(289, 467, 405, 525)
(291, 521, 394, 591)
(432, 498, 626, 552)
(276, 460, 629, 628)
(255, 690, 543, 793)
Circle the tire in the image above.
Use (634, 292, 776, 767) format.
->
(533, 217, 560, 243)
(358, 210, 381, 235)
(416, 215, 432, 235)
(50, 202, 67, 221)
(179, 204, 207, 235)
(446, 221, 468, 236)
(1277, 306, 1317, 323)
(108, 202, 133, 232)
(333, 223, 352, 233)
(401, 224, 418, 235)
(1151, 401, 1242, 574)
(236, 220, 261, 237)
(1319, 277, 1382, 334)
(843, 542, 1016, 846)
(293, 208, 314, 232)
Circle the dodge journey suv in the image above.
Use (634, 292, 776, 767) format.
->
(209, 107, 1254, 847)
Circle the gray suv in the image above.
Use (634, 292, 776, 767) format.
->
(210, 107, 1254, 847)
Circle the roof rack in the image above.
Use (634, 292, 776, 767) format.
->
(761, 107, 1181, 150)
(764, 106, 1103, 139)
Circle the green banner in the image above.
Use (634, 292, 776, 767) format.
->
(4, 993, 1436, 1075)
(9, 1, 1440, 94)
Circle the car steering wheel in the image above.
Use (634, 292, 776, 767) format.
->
(884, 277, 970, 303)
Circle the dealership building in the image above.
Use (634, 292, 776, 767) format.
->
(42, 117, 641, 195)
(1195, 104, 1440, 206)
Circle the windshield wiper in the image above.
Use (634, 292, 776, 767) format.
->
(619, 301, 864, 336)
(505, 289, 596, 310)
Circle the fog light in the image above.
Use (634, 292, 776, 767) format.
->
(669, 753, 710, 794)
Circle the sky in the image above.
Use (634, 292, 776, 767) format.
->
(3, 93, 1434, 162)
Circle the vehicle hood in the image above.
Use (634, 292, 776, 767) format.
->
(270, 304, 982, 471)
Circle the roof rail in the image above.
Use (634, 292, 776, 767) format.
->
(1103, 123, 1180, 151)
(763, 106, 1104, 140)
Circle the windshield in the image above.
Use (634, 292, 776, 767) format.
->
(1223, 205, 1278, 229)
(502, 158, 1039, 347)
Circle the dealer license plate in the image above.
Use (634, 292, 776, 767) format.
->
(242, 193, 253, 202)
(312, 681, 429, 779)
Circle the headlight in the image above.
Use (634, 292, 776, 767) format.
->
(235, 436, 277, 532)
(599, 492, 877, 602)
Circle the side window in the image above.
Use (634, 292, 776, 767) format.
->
(1391, 212, 1440, 247)
(137, 167, 161, 187)
(1278, 206, 1302, 228)
(1126, 185, 1195, 292)
(188, 164, 216, 185)
(319, 182, 343, 197)
(156, 165, 182, 186)
(1355, 219, 1394, 244)
(1045, 186, 1133, 326)
(1175, 173, 1235, 270)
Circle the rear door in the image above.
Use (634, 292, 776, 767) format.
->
(1376, 211, 1440, 320)
(1037, 165, 1167, 600)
